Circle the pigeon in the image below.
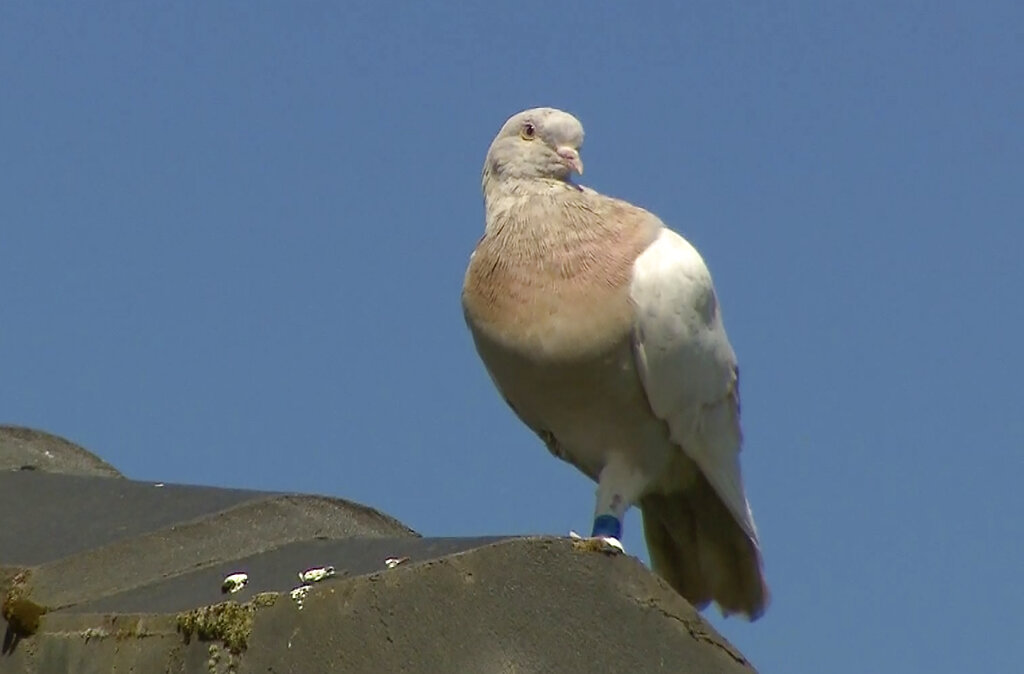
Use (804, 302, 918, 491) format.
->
(462, 107, 768, 619)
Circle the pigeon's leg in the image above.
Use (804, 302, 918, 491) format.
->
(575, 456, 649, 554)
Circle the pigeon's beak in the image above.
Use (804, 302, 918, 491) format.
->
(556, 146, 584, 175)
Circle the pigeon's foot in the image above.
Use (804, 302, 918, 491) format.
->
(569, 530, 625, 555)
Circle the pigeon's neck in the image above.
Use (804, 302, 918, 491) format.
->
(483, 174, 577, 201)
(482, 178, 587, 239)
(479, 183, 662, 283)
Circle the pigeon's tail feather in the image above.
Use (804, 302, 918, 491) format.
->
(640, 474, 768, 620)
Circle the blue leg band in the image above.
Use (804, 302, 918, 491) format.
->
(591, 515, 622, 539)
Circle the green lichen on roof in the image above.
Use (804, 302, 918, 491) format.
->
(2, 597, 46, 636)
(175, 592, 279, 654)
(2, 571, 47, 638)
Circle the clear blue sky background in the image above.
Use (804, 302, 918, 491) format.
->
(2, 2, 1021, 671)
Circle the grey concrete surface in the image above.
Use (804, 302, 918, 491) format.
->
(0, 426, 756, 673)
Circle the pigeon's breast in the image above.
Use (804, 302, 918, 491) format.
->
(462, 197, 660, 362)
(462, 193, 672, 476)
(463, 264, 634, 361)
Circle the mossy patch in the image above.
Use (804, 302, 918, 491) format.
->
(249, 592, 278, 609)
(1, 597, 46, 636)
(2, 571, 33, 615)
(176, 592, 279, 654)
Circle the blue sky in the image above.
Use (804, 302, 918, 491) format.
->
(2, 2, 1021, 671)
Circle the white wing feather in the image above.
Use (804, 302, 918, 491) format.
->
(631, 228, 759, 543)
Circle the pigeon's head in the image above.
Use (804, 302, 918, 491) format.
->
(483, 108, 584, 185)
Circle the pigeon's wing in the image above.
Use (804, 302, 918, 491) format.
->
(630, 228, 758, 542)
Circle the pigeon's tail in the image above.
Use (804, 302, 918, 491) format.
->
(640, 474, 769, 621)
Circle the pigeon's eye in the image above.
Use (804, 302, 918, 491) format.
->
(520, 123, 536, 140)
